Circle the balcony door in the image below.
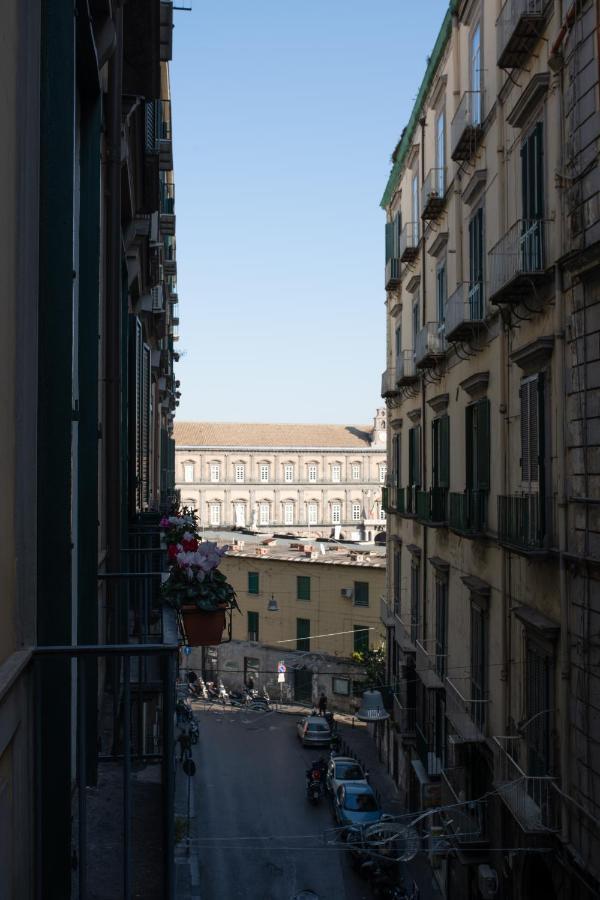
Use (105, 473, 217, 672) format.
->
(468, 208, 484, 319)
(436, 110, 445, 194)
(470, 22, 482, 124)
(521, 123, 545, 271)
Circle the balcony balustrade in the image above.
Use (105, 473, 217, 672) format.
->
(396, 350, 419, 385)
(445, 281, 485, 342)
(416, 720, 443, 777)
(497, 493, 548, 554)
(448, 490, 487, 537)
(451, 91, 484, 161)
(160, 181, 175, 229)
(497, 0, 550, 70)
(399, 222, 420, 263)
(395, 487, 405, 515)
(385, 257, 402, 290)
(493, 736, 560, 832)
(404, 485, 418, 516)
(393, 694, 417, 740)
(166, 275, 178, 301)
(381, 486, 390, 513)
(415, 323, 447, 369)
(416, 487, 448, 525)
(158, 99, 173, 171)
(422, 168, 446, 219)
(489, 218, 553, 304)
(445, 676, 489, 743)
(440, 767, 488, 844)
(381, 369, 399, 399)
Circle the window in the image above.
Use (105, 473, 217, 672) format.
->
(296, 618, 310, 651)
(297, 576, 311, 601)
(353, 625, 369, 654)
(392, 434, 401, 487)
(234, 502, 246, 527)
(183, 463, 194, 483)
(284, 464, 294, 483)
(354, 581, 369, 607)
(386, 211, 402, 261)
(283, 502, 294, 525)
(331, 503, 341, 525)
(412, 300, 420, 357)
(435, 580, 448, 679)
(393, 547, 401, 615)
(247, 611, 259, 642)
(379, 464, 387, 484)
(470, 602, 487, 731)
(210, 463, 220, 483)
(525, 640, 553, 776)
(431, 415, 450, 491)
(307, 502, 318, 525)
(248, 572, 259, 595)
(520, 374, 544, 490)
(521, 123, 545, 270)
(412, 172, 420, 241)
(307, 464, 317, 483)
(332, 677, 350, 696)
(466, 399, 490, 493)
(235, 464, 245, 483)
(209, 503, 221, 526)
(351, 503, 362, 522)
(469, 207, 484, 318)
(436, 263, 447, 325)
(244, 657, 260, 683)
(436, 109, 445, 194)
(259, 464, 269, 483)
(259, 503, 270, 525)
(351, 463, 360, 481)
(408, 426, 421, 513)
(331, 464, 341, 483)
(410, 560, 420, 643)
(470, 21, 482, 124)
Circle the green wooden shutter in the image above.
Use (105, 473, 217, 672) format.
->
(465, 403, 474, 491)
(354, 581, 369, 607)
(354, 625, 369, 654)
(385, 222, 393, 262)
(297, 575, 311, 601)
(439, 415, 450, 489)
(248, 572, 259, 594)
(475, 399, 490, 491)
(520, 375, 543, 488)
(247, 611, 259, 641)
(297, 618, 310, 651)
(415, 425, 421, 486)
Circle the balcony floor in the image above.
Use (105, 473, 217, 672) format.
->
(445, 319, 485, 343)
(490, 269, 552, 304)
(451, 125, 483, 162)
(498, 16, 546, 70)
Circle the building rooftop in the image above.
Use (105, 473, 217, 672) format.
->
(200, 530, 386, 568)
(174, 421, 378, 449)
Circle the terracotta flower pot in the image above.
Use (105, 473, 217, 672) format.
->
(180, 606, 226, 646)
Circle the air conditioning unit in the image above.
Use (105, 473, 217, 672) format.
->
(340, 588, 353, 598)
(478, 865, 498, 899)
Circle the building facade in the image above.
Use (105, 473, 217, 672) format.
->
(380, 2, 600, 898)
(174, 412, 388, 539)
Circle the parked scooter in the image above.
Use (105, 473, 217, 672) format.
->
(306, 758, 327, 804)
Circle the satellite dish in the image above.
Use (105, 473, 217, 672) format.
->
(363, 822, 420, 862)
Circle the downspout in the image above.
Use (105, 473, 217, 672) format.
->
(106, 2, 123, 638)
(420, 116, 429, 642)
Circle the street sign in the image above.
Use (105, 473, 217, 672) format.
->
(277, 673, 285, 684)
(277, 661, 286, 674)
(183, 646, 192, 656)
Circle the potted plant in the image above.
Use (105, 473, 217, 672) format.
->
(160, 509, 238, 646)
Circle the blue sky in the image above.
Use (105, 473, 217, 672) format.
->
(171, 1, 449, 424)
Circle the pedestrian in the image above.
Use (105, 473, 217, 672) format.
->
(246, 674, 255, 692)
(318, 692, 327, 716)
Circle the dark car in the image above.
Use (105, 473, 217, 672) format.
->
(333, 783, 382, 829)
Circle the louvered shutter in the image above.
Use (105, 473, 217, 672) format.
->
(466, 403, 474, 490)
(439, 415, 450, 489)
(475, 399, 490, 491)
(385, 221, 393, 262)
(520, 375, 541, 488)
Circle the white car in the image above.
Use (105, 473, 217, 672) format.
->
(326, 755, 368, 795)
(296, 715, 332, 747)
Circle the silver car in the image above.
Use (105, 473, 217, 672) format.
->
(296, 715, 332, 747)
(326, 756, 368, 795)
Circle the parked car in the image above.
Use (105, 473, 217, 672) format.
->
(296, 715, 332, 747)
(326, 756, 368, 795)
(333, 783, 382, 829)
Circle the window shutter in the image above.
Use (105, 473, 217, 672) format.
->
(521, 375, 542, 487)
(141, 343, 152, 508)
(415, 425, 421, 486)
(439, 415, 450, 489)
(476, 399, 490, 491)
(385, 221, 393, 262)
(533, 123, 544, 219)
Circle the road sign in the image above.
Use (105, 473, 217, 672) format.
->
(277, 673, 285, 684)
(277, 661, 286, 674)
(183, 646, 192, 656)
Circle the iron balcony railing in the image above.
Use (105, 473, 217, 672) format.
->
(381, 486, 390, 512)
(160, 181, 175, 215)
(381, 368, 399, 398)
(449, 490, 487, 536)
(395, 487, 406, 515)
(415, 637, 446, 682)
(385, 257, 402, 290)
(416, 487, 448, 525)
(166, 275, 178, 300)
(498, 493, 547, 552)
(445, 281, 485, 341)
(396, 350, 418, 384)
(451, 91, 484, 161)
(445, 676, 489, 742)
(440, 768, 488, 843)
(415, 323, 447, 368)
(493, 736, 560, 832)
(399, 221, 420, 262)
(416, 720, 443, 777)
(393, 694, 417, 738)
(497, 0, 550, 69)
(158, 99, 172, 141)
(489, 218, 552, 303)
(422, 168, 446, 219)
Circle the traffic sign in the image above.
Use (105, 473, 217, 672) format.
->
(277, 661, 286, 674)
(277, 673, 285, 684)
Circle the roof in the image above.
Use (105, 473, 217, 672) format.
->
(174, 421, 375, 450)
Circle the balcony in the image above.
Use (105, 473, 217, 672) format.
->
(445, 676, 489, 743)
(416, 719, 443, 777)
(385, 257, 402, 290)
(451, 92, 484, 161)
(416, 487, 448, 526)
(399, 221, 420, 263)
(497, 0, 550, 70)
(395, 487, 406, 515)
(415, 323, 446, 369)
(489, 219, 553, 304)
(422, 168, 446, 220)
(381, 592, 395, 626)
(381, 369, 399, 399)
(449, 490, 487, 537)
(396, 350, 419, 385)
(445, 282, 485, 342)
(163, 235, 176, 276)
(166, 275, 178, 302)
(393, 694, 416, 741)
(159, 181, 175, 235)
(158, 99, 173, 171)
(493, 736, 560, 832)
(497, 493, 548, 555)
(381, 486, 390, 513)
(440, 768, 488, 844)
(160, 0, 174, 61)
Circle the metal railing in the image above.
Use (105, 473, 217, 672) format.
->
(489, 218, 552, 302)
(399, 221, 420, 261)
(451, 91, 483, 161)
(416, 487, 448, 524)
(396, 350, 418, 383)
(415, 323, 447, 368)
(448, 490, 487, 535)
(381, 368, 398, 398)
(493, 736, 560, 832)
(498, 493, 546, 551)
(395, 487, 405, 515)
(445, 282, 485, 339)
(158, 99, 172, 141)
(416, 720, 443, 777)
(440, 767, 487, 843)
(497, 0, 549, 69)
(445, 676, 489, 742)
(385, 257, 402, 290)
(422, 168, 446, 218)
(393, 694, 416, 737)
(160, 181, 175, 215)
(405, 485, 418, 516)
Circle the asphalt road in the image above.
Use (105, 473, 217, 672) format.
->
(190, 703, 372, 900)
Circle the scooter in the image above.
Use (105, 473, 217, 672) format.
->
(305, 759, 327, 805)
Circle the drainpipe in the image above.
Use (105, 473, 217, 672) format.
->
(106, 2, 123, 638)
(419, 116, 429, 640)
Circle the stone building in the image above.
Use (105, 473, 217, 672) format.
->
(379, 2, 600, 898)
(174, 410, 388, 540)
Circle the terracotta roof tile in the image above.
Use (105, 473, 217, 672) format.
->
(174, 421, 374, 449)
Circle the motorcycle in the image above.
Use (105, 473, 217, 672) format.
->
(306, 758, 327, 805)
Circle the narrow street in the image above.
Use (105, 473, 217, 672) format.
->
(186, 703, 373, 900)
